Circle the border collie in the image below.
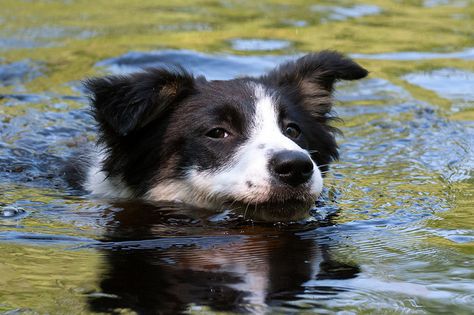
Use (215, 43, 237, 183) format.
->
(66, 51, 367, 221)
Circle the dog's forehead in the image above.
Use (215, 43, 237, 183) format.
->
(169, 78, 298, 136)
(191, 79, 284, 113)
(199, 79, 257, 102)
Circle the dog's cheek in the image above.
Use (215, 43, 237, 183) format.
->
(155, 152, 185, 180)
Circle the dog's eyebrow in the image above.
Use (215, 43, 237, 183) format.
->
(203, 102, 250, 134)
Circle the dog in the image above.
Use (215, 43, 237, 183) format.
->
(66, 51, 368, 221)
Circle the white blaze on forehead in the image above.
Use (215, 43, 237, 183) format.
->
(251, 84, 305, 152)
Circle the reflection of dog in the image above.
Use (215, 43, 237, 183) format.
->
(89, 202, 360, 314)
(67, 51, 367, 221)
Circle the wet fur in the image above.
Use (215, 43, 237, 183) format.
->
(66, 51, 368, 220)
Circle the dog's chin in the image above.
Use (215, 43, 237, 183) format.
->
(222, 198, 315, 222)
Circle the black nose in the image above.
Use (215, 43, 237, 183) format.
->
(269, 150, 314, 186)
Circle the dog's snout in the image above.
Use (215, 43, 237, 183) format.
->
(269, 150, 314, 186)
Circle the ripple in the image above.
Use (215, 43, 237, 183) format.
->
(403, 68, 474, 102)
(0, 37, 54, 50)
(0, 60, 43, 88)
(88, 235, 243, 251)
(0, 205, 27, 220)
(0, 231, 94, 245)
(306, 277, 452, 299)
(0, 93, 48, 103)
(230, 38, 291, 51)
(336, 78, 411, 103)
(280, 19, 307, 27)
(14, 26, 97, 40)
(96, 49, 293, 80)
(0, 26, 96, 52)
(311, 4, 381, 21)
(351, 48, 474, 60)
(0, 108, 95, 188)
(424, 0, 468, 7)
(157, 23, 212, 32)
(430, 229, 474, 244)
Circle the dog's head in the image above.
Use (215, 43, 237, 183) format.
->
(86, 51, 367, 221)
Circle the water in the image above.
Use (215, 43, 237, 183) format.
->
(1, 0, 473, 314)
(311, 4, 382, 22)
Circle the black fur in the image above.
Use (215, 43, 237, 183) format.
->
(84, 67, 197, 195)
(72, 51, 368, 200)
(261, 51, 368, 172)
(86, 67, 196, 137)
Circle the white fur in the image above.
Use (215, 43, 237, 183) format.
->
(148, 83, 323, 208)
(84, 149, 132, 199)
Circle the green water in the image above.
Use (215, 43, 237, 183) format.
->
(1, 0, 473, 314)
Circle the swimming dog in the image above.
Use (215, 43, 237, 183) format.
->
(66, 51, 368, 221)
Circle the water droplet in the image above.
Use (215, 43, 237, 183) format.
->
(0, 206, 27, 219)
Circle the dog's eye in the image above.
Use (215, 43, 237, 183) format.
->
(284, 124, 301, 139)
(206, 128, 230, 139)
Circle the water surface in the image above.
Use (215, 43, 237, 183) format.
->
(1, 0, 473, 314)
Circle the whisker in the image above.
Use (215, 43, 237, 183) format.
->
(227, 207, 241, 212)
(317, 164, 331, 168)
(321, 172, 340, 179)
(227, 199, 237, 209)
(244, 202, 250, 219)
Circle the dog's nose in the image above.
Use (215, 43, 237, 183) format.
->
(269, 150, 314, 186)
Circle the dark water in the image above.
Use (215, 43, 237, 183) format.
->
(1, 1, 474, 314)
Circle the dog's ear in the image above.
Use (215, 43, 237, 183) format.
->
(261, 51, 368, 115)
(85, 67, 195, 136)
